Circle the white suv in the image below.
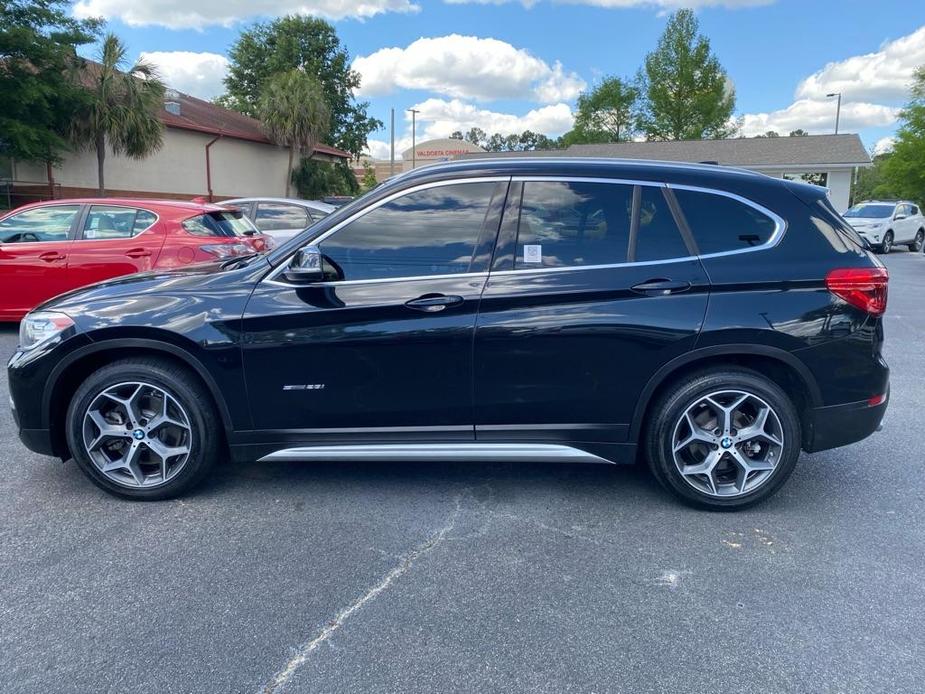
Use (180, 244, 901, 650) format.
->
(843, 200, 925, 254)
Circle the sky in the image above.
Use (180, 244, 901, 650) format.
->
(69, 0, 925, 160)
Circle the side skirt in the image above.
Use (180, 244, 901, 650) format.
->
(257, 442, 620, 464)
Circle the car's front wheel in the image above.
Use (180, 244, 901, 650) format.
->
(645, 369, 801, 510)
(909, 229, 924, 253)
(65, 357, 221, 500)
(879, 231, 893, 254)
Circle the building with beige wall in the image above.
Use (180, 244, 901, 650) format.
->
(355, 138, 485, 184)
(4, 90, 350, 206)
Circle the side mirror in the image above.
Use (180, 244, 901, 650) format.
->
(283, 245, 324, 283)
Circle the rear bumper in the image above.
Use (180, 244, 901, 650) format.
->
(804, 393, 888, 453)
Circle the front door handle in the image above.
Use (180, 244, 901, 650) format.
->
(38, 251, 65, 263)
(125, 248, 152, 259)
(631, 279, 692, 296)
(404, 294, 465, 312)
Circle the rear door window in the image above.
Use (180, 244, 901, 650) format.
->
(673, 188, 778, 254)
(82, 206, 157, 239)
(515, 181, 633, 268)
(0, 205, 80, 243)
(634, 186, 690, 262)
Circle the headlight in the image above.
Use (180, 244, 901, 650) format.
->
(19, 311, 75, 351)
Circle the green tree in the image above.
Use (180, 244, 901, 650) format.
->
(882, 66, 925, 206)
(0, 0, 100, 181)
(852, 153, 900, 205)
(638, 9, 736, 141)
(360, 161, 378, 191)
(563, 76, 640, 144)
(789, 129, 809, 137)
(222, 16, 381, 158)
(292, 159, 358, 198)
(258, 69, 330, 198)
(70, 33, 165, 195)
(756, 130, 781, 138)
(464, 127, 488, 148)
(449, 130, 464, 140)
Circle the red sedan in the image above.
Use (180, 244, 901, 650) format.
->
(0, 198, 273, 321)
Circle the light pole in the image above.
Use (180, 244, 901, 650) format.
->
(826, 92, 842, 134)
(407, 108, 420, 169)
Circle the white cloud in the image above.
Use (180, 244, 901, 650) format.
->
(795, 26, 925, 103)
(74, 0, 419, 29)
(353, 35, 585, 103)
(873, 136, 895, 156)
(739, 99, 899, 137)
(364, 97, 576, 159)
(141, 51, 229, 100)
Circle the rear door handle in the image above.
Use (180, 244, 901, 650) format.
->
(38, 251, 65, 263)
(631, 279, 692, 296)
(404, 294, 465, 312)
(125, 248, 152, 259)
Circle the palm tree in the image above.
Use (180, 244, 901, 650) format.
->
(258, 69, 331, 197)
(72, 33, 165, 195)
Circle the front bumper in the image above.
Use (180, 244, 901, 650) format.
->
(804, 393, 888, 453)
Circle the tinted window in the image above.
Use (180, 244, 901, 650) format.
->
(0, 205, 79, 243)
(82, 206, 156, 239)
(183, 211, 258, 237)
(674, 189, 777, 254)
(255, 203, 310, 232)
(912, 205, 921, 217)
(320, 182, 495, 281)
(515, 181, 632, 268)
(635, 186, 689, 262)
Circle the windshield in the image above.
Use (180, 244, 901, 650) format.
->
(844, 204, 894, 219)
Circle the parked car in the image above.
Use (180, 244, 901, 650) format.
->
(9, 159, 889, 509)
(0, 198, 272, 322)
(843, 200, 925, 253)
(220, 197, 335, 243)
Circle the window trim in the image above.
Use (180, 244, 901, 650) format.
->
(0, 203, 84, 245)
(75, 204, 160, 242)
(263, 176, 511, 287)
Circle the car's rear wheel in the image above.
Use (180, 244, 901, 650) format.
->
(909, 229, 924, 253)
(66, 357, 221, 500)
(645, 369, 801, 510)
(880, 231, 893, 254)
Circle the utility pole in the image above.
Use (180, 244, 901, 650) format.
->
(407, 108, 420, 169)
(389, 108, 395, 176)
(826, 92, 842, 134)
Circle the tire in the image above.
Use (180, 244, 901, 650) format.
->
(65, 357, 221, 500)
(909, 229, 924, 253)
(879, 231, 893, 254)
(644, 368, 801, 511)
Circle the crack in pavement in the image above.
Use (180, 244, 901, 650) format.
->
(258, 495, 463, 694)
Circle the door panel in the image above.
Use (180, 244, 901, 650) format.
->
(473, 178, 709, 445)
(241, 179, 508, 439)
(67, 206, 166, 289)
(0, 204, 81, 319)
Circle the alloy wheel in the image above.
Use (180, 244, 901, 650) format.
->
(82, 381, 192, 488)
(882, 233, 892, 253)
(914, 231, 924, 253)
(671, 389, 784, 498)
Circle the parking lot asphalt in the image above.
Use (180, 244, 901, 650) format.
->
(2, 251, 924, 694)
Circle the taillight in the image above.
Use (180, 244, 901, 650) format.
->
(199, 242, 250, 259)
(825, 267, 889, 315)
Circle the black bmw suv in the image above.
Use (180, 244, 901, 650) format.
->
(8, 158, 889, 509)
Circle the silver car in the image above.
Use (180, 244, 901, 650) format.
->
(843, 200, 925, 254)
(221, 197, 336, 243)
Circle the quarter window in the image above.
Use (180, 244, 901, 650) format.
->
(255, 203, 310, 232)
(0, 205, 80, 244)
(82, 206, 156, 240)
(515, 181, 633, 268)
(320, 182, 496, 281)
(673, 189, 777, 254)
